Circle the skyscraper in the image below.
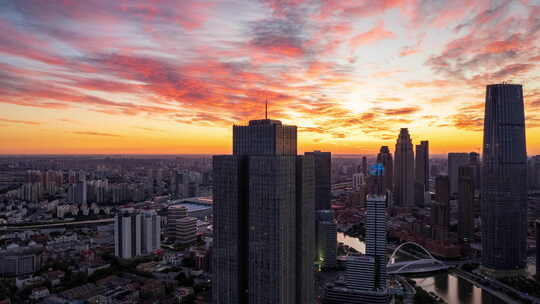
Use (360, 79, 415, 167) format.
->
(140, 210, 161, 255)
(448, 153, 469, 195)
(376, 146, 393, 193)
(115, 210, 141, 259)
(415, 141, 429, 206)
(431, 176, 449, 242)
(481, 83, 527, 276)
(394, 128, 414, 207)
(295, 155, 316, 304)
(305, 151, 331, 210)
(213, 118, 314, 304)
(365, 194, 388, 289)
(458, 166, 474, 242)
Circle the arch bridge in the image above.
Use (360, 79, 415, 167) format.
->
(386, 242, 450, 274)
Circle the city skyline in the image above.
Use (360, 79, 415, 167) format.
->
(2, 0, 540, 154)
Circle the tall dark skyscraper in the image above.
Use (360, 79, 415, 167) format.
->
(415, 141, 429, 206)
(481, 83, 527, 276)
(376, 146, 393, 193)
(394, 128, 415, 207)
(458, 166, 474, 242)
(213, 118, 314, 303)
(305, 151, 331, 210)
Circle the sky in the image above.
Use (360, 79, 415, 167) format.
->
(1, 0, 540, 155)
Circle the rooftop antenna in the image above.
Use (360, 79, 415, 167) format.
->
(265, 98, 268, 119)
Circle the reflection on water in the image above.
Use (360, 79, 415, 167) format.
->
(413, 273, 506, 304)
(337, 232, 365, 254)
(336, 232, 509, 304)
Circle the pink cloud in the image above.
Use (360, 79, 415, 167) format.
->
(349, 21, 395, 48)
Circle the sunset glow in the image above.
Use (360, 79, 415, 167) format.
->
(1, 0, 540, 154)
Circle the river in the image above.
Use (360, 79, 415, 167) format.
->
(337, 232, 514, 304)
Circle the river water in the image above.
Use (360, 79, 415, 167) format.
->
(337, 232, 511, 304)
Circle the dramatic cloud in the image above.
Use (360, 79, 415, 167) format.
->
(1, 0, 540, 153)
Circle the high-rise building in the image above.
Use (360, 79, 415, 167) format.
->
(376, 146, 393, 192)
(316, 210, 337, 269)
(295, 155, 316, 304)
(431, 176, 449, 242)
(115, 209, 161, 259)
(305, 151, 331, 210)
(365, 194, 387, 289)
(115, 210, 142, 259)
(167, 205, 188, 241)
(394, 128, 414, 207)
(212, 118, 314, 304)
(458, 167, 474, 242)
(448, 153, 469, 195)
(140, 210, 161, 255)
(68, 182, 87, 205)
(415, 141, 429, 206)
(481, 83, 527, 276)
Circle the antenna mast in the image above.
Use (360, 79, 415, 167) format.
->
(265, 98, 268, 119)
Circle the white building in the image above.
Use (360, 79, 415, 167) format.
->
(141, 210, 161, 255)
(114, 209, 161, 259)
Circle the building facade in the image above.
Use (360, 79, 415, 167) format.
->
(415, 141, 429, 206)
(316, 210, 337, 269)
(448, 153, 469, 195)
(431, 176, 449, 242)
(305, 151, 331, 210)
(458, 166, 474, 242)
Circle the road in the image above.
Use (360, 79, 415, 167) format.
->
(1, 218, 114, 230)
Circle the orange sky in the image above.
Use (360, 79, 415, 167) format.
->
(1, 0, 540, 155)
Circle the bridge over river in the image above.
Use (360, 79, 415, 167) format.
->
(386, 241, 455, 274)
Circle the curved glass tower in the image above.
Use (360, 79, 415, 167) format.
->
(481, 83, 527, 275)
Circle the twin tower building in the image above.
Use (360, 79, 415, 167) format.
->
(213, 118, 318, 304)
